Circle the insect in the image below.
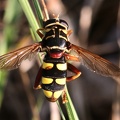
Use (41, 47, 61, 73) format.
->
(0, 0, 120, 103)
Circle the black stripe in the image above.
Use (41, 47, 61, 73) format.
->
(42, 68, 66, 78)
(42, 82, 65, 91)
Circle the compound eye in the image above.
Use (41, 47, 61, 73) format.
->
(60, 19, 69, 29)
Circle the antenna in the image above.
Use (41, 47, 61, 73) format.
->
(41, 0, 49, 20)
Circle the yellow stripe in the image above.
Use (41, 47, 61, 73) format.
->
(45, 23, 67, 30)
(42, 62, 54, 70)
(43, 90, 53, 98)
(60, 29, 67, 34)
(56, 78, 66, 85)
(46, 35, 55, 40)
(54, 90, 63, 99)
(56, 63, 67, 70)
(42, 77, 53, 84)
(59, 35, 67, 41)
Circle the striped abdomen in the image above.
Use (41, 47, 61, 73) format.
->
(41, 56, 67, 102)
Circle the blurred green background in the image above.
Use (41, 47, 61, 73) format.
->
(0, 0, 120, 120)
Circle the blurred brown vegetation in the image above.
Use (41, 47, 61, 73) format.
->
(0, 0, 120, 120)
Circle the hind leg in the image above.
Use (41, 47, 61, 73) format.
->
(67, 63, 81, 82)
(33, 67, 42, 89)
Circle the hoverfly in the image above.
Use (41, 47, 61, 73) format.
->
(0, 0, 120, 103)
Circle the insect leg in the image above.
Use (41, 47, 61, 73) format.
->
(33, 67, 42, 89)
(64, 53, 79, 61)
(62, 89, 68, 104)
(37, 29, 44, 38)
(67, 63, 81, 82)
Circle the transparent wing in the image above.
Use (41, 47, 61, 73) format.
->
(0, 43, 42, 70)
(71, 44, 120, 78)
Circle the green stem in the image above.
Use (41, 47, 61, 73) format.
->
(65, 86, 79, 120)
(18, 0, 41, 41)
(57, 101, 66, 120)
(32, 0, 43, 26)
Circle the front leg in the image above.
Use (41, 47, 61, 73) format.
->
(37, 29, 44, 38)
(33, 67, 42, 89)
(64, 53, 79, 62)
(67, 63, 81, 82)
